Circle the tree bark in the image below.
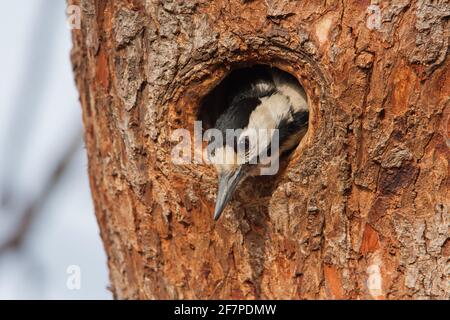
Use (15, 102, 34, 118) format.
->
(70, 0, 449, 299)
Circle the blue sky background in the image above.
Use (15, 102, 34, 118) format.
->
(0, 1, 110, 299)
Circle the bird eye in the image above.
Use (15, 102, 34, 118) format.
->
(238, 136, 250, 152)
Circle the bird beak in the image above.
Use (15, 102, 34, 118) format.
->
(214, 166, 243, 221)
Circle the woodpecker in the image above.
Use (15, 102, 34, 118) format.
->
(208, 66, 309, 220)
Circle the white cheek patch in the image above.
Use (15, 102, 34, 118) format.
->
(248, 94, 292, 130)
(245, 95, 290, 155)
(272, 71, 308, 112)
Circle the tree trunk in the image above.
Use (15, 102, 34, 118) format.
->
(70, 0, 449, 299)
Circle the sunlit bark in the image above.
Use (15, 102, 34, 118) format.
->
(71, 0, 449, 299)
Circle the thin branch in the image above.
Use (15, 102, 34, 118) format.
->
(1, 0, 62, 207)
(0, 132, 83, 254)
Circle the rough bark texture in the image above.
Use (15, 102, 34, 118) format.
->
(71, 0, 449, 299)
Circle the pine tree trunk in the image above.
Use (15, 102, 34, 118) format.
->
(70, 0, 449, 299)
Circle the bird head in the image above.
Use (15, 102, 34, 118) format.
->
(208, 125, 275, 220)
(205, 68, 309, 220)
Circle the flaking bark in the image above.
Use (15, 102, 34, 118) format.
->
(71, 0, 449, 299)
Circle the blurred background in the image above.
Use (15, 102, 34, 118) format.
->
(0, 1, 110, 299)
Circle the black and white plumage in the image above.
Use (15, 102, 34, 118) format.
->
(209, 66, 309, 220)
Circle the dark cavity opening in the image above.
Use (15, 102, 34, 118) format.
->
(198, 65, 308, 154)
(197, 64, 310, 220)
(199, 65, 304, 128)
